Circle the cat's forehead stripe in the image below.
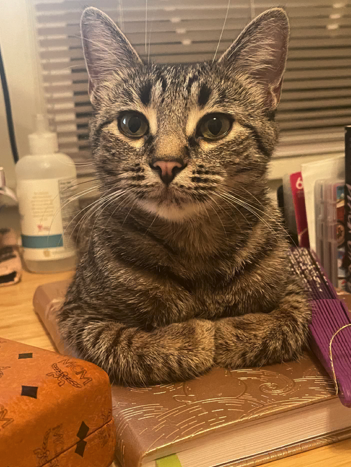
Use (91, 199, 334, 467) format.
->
(198, 84, 212, 108)
(159, 76, 167, 93)
(139, 80, 153, 106)
(137, 72, 170, 106)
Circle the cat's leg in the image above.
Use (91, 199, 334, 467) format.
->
(214, 278, 311, 368)
(59, 316, 215, 386)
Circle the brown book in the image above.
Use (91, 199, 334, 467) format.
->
(33, 282, 351, 467)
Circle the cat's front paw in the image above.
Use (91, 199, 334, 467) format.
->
(214, 318, 244, 369)
(137, 318, 215, 384)
(174, 319, 215, 378)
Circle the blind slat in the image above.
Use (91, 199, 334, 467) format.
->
(35, 0, 351, 13)
(42, 65, 351, 81)
(278, 108, 351, 120)
(279, 116, 351, 130)
(279, 97, 351, 111)
(42, 57, 351, 74)
(34, 9, 351, 28)
(36, 20, 351, 38)
(282, 88, 351, 100)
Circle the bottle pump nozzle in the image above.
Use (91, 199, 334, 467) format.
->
(28, 114, 58, 155)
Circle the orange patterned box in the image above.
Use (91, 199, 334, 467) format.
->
(0, 338, 116, 466)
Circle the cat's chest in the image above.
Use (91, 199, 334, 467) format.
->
(191, 279, 255, 318)
(190, 263, 279, 319)
(103, 241, 278, 325)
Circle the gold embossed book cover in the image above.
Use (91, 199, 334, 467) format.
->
(34, 281, 351, 467)
(111, 355, 351, 467)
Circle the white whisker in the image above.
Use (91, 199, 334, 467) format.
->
(213, 192, 247, 223)
(75, 188, 120, 240)
(212, 0, 231, 63)
(47, 186, 100, 238)
(105, 191, 131, 227)
(219, 190, 276, 234)
(87, 190, 127, 248)
(145, 0, 148, 55)
(250, 0, 255, 20)
(123, 197, 138, 225)
(206, 194, 228, 237)
(67, 196, 102, 242)
(147, 14, 154, 64)
(117, 0, 124, 31)
(144, 211, 158, 235)
(223, 186, 282, 227)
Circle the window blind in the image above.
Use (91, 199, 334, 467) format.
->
(32, 0, 351, 174)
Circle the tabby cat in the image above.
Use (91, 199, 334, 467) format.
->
(58, 7, 312, 386)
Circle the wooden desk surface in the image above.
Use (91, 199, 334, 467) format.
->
(1, 270, 351, 466)
(0, 269, 72, 351)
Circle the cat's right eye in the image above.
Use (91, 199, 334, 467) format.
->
(196, 113, 232, 141)
(118, 112, 149, 139)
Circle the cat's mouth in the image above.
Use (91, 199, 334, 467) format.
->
(150, 185, 190, 206)
(137, 184, 206, 221)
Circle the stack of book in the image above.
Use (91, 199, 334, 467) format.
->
(280, 125, 351, 291)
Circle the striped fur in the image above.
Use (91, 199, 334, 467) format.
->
(58, 8, 311, 386)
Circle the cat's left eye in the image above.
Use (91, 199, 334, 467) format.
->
(196, 114, 232, 141)
(118, 112, 149, 139)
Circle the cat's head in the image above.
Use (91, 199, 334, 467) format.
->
(82, 7, 289, 222)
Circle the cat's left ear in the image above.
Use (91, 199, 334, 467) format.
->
(218, 8, 289, 109)
(81, 7, 142, 98)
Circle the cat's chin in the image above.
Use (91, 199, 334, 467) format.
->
(136, 198, 205, 222)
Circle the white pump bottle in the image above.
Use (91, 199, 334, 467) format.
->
(16, 115, 77, 273)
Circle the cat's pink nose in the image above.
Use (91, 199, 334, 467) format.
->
(151, 160, 185, 185)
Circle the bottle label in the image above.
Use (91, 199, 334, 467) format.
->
(17, 178, 77, 261)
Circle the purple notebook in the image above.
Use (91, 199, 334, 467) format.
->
(289, 248, 351, 408)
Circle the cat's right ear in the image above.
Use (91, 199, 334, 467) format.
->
(81, 7, 142, 98)
(218, 8, 289, 110)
